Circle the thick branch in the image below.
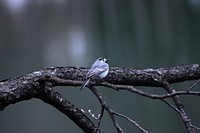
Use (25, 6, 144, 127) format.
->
(36, 84, 100, 133)
(0, 64, 200, 132)
(0, 79, 100, 133)
(1, 64, 199, 109)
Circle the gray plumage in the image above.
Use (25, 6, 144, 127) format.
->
(80, 58, 109, 90)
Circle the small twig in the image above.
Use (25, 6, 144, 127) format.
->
(81, 109, 101, 120)
(162, 99, 181, 114)
(97, 106, 105, 128)
(113, 112, 148, 133)
(89, 86, 148, 133)
(191, 125, 200, 130)
(187, 79, 200, 92)
(162, 99, 200, 131)
(89, 86, 124, 133)
(162, 99, 190, 123)
(102, 83, 200, 99)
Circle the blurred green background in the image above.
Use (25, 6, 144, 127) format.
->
(0, 0, 200, 133)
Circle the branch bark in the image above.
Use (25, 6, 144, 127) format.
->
(0, 64, 200, 132)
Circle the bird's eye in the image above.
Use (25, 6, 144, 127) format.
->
(105, 58, 108, 63)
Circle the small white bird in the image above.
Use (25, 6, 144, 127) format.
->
(80, 57, 109, 90)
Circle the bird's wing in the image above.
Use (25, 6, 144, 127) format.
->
(87, 64, 108, 79)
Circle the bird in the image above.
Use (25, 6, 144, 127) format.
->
(80, 57, 109, 90)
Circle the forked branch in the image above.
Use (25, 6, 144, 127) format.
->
(0, 64, 200, 132)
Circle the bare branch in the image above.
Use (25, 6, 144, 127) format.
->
(113, 112, 148, 133)
(161, 81, 195, 133)
(89, 86, 148, 133)
(187, 79, 200, 92)
(0, 64, 200, 132)
(162, 99, 200, 132)
(89, 86, 124, 133)
(162, 99, 180, 112)
(102, 83, 200, 99)
(35, 84, 101, 133)
(97, 106, 105, 128)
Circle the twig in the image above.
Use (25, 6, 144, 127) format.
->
(97, 106, 105, 128)
(102, 83, 200, 99)
(89, 86, 124, 133)
(81, 106, 105, 128)
(187, 79, 200, 92)
(89, 86, 148, 133)
(81, 109, 101, 120)
(191, 125, 200, 130)
(162, 99, 200, 132)
(162, 99, 181, 114)
(113, 112, 148, 133)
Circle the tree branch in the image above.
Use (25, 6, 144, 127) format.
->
(89, 86, 148, 133)
(36, 84, 100, 133)
(0, 64, 200, 132)
(161, 81, 195, 133)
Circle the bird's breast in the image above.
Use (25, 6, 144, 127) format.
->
(99, 69, 109, 78)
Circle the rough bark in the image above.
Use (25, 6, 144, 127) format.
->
(0, 64, 200, 133)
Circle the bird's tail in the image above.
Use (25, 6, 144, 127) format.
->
(80, 79, 90, 91)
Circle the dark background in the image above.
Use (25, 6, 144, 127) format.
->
(0, 0, 200, 133)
